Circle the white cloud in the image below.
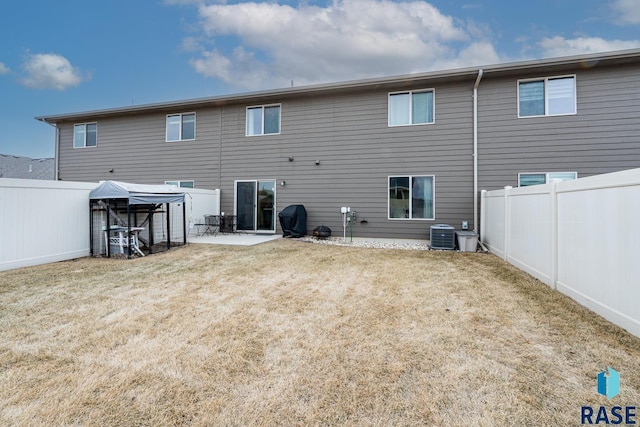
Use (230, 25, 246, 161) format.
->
(182, 0, 500, 89)
(20, 53, 87, 90)
(190, 47, 272, 88)
(611, 0, 640, 25)
(539, 36, 640, 57)
(437, 41, 501, 70)
(181, 36, 202, 53)
(0, 62, 9, 75)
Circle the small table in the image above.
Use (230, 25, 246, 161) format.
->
(219, 215, 236, 234)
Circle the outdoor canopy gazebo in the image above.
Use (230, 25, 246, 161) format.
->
(89, 180, 187, 258)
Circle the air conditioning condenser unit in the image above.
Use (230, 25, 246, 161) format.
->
(430, 224, 455, 250)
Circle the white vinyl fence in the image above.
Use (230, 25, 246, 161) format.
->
(0, 179, 96, 271)
(180, 187, 221, 236)
(1, 179, 220, 272)
(480, 168, 640, 338)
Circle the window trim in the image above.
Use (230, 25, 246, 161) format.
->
(165, 180, 195, 189)
(517, 75, 577, 118)
(518, 171, 578, 187)
(166, 112, 196, 142)
(73, 123, 97, 148)
(388, 89, 435, 127)
(387, 175, 436, 220)
(246, 104, 282, 136)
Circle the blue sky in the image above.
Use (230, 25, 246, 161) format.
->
(1, 0, 638, 159)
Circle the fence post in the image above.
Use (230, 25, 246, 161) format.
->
(550, 181, 558, 289)
(503, 186, 512, 261)
(480, 190, 487, 243)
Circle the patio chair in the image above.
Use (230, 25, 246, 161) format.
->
(203, 215, 220, 236)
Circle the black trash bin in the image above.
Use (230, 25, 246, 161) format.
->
(278, 205, 307, 238)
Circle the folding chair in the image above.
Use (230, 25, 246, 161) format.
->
(203, 215, 220, 236)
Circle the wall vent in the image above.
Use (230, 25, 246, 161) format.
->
(430, 224, 456, 250)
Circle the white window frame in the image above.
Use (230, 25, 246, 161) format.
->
(518, 171, 578, 187)
(246, 104, 281, 136)
(517, 75, 576, 118)
(165, 180, 195, 188)
(388, 175, 435, 220)
(73, 123, 97, 148)
(166, 112, 196, 142)
(388, 89, 435, 127)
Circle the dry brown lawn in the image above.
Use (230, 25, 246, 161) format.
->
(1, 239, 639, 426)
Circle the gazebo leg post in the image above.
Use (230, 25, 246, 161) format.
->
(166, 203, 171, 250)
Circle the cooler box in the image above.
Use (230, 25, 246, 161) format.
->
(456, 231, 478, 252)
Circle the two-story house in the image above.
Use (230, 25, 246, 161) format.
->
(37, 49, 640, 239)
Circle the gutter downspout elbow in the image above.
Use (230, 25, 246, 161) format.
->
(473, 69, 483, 233)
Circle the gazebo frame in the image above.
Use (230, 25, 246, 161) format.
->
(89, 181, 187, 258)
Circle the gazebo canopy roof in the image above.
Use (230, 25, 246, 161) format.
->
(89, 180, 185, 205)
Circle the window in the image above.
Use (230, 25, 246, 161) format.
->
(388, 175, 435, 220)
(246, 105, 281, 136)
(73, 123, 97, 148)
(518, 76, 576, 117)
(388, 90, 434, 126)
(518, 172, 577, 187)
(165, 180, 195, 188)
(166, 113, 196, 142)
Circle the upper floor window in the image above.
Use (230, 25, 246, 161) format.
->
(246, 105, 281, 136)
(388, 90, 434, 126)
(388, 175, 435, 220)
(73, 123, 97, 148)
(518, 76, 576, 117)
(518, 171, 577, 187)
(166, 113, 196, 142)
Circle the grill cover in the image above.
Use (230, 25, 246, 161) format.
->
(278, 205, 307, 238)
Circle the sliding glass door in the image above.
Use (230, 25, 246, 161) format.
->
(235, 180, 276, 233)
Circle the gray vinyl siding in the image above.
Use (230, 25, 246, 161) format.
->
(477, 63, 640, 191)
(52, 52, 640, 239)
(58, 110, 222, 186)
(57, 82, 476, 239)
(216, 84, 474, 238)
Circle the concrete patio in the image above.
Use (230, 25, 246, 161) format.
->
(188, 232, 434, 250)
(188, 232, 282, 246)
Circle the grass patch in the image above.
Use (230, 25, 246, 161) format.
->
(1, 240, 639, 426)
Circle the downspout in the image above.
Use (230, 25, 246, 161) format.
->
(218, 108, 223, 187)
(54, 124, 60, 180)
(473, 69, 484, 233)
(36, 118, 60, 180)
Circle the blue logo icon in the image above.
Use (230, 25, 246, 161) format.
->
(597, 367, 620, 400)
